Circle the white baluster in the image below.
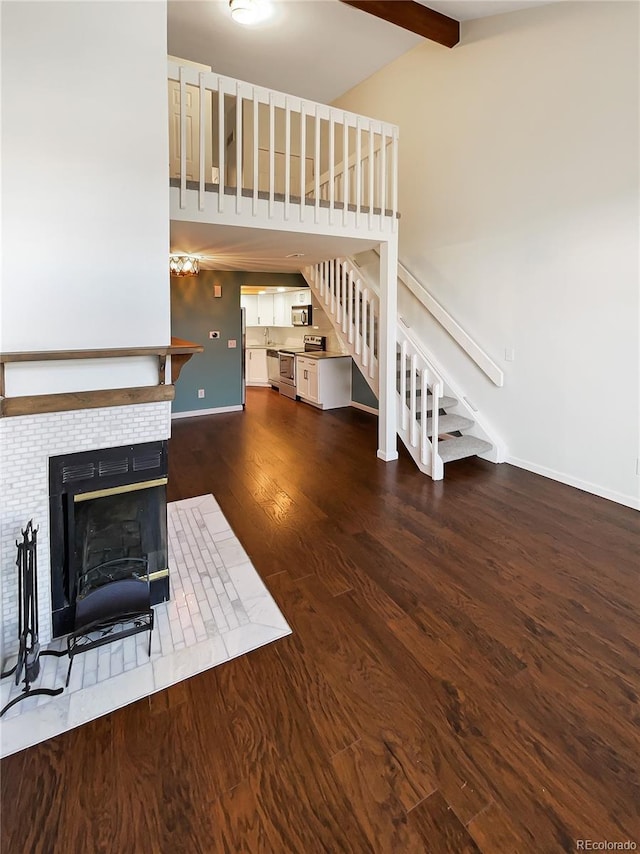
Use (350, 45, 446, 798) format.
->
(329, 114, 335, 225)
(347, 269, 354, 343)
(421, 369, 428, 466)
(410, 353, 417, 447)
(179, 67, 186, 209)
(369, 297, 376, 379)
(355, 118, 362, 219)
(355, 280, 361, 355)
(218, 77, 225, 213)
(362, 289, 369, 368)
(431, 379, 441, 471)
(392, 126, 398, 232)
(252, 89, 258, 216)
(198, 73, 205, 211)
(235, 80, 242, 214)
(368, 119, 374, 231)
(400, 340, 407, 430)
(324, 260, 330, 306)
(300, 103, 306, 222)
(285, 97, 291, 221)
(379, 126, 386, 229)
(269, 93, 275, 218)
(342, 115, 349, 227)
(314, 106, 320, 224)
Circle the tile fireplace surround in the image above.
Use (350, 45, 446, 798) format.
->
(0, 401, 172, 660)
(1, 494, 292, 757)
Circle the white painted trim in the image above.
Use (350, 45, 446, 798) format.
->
(172, 405, 243, 419)
(507, 456, 640, 511)
(351, 401, 378, 416)
(377, 449, 399, 462)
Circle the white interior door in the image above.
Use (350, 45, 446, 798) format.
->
(168, 56, 213, 182)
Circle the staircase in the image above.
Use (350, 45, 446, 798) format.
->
(302, 257, 501, 480)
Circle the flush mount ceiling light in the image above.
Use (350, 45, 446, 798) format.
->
(169, 254, 200, 277)
(229, 0, 271, 26)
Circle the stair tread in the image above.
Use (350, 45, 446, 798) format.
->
(437, 436, 493, 463)
(426, 414, 473, 437)
(427, 395, 457, 411)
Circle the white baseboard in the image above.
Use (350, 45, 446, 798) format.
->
(172, 405, 243, 419)
(351, 401, 379, 416)
(507, 456, 640, 511)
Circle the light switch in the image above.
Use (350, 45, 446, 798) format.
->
(214, 285, 222, 298)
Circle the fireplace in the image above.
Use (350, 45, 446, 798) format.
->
(49, 441, 170, 638)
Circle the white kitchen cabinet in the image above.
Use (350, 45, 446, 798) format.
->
(257, 294, 275, 326)
(246, 348, 269, 385)
(240, 295, 259, 326)
(296, 356, 351, 409)
(273, 293, 290, 326)
(293, 289, 311, 306)
(241, 294, 274, 327)
(296, 356, 318, 402)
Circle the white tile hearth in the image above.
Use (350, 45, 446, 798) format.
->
(0, 495, 291, 758)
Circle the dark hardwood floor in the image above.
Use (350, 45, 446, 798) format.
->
(2, 388, 639, 853)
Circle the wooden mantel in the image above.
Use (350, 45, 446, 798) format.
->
(0, 338, 204, 417)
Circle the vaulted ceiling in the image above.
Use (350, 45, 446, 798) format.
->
(167, 0, 553, 103)
(168, 0, 554, 268)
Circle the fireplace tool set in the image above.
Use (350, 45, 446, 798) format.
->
(0, 521, 67, 718)
(1, 519, 155, 718)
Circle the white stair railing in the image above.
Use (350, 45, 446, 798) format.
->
(368, 248, 504, 387)
(304, 259, 445, 480)
(168, 62, 398, 234)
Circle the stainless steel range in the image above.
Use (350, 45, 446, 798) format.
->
(278, 335, 326, 399)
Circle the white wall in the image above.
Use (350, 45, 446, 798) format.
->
(334, 2, 640, 508)
(1, 1, 170, 393)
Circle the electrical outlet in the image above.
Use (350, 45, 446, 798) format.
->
(197, 389, 205, 399)
(209, 331, 220, 339)
(228, 339, 237, 348)
(636, 458, 640, 476)
(505, 347, 515, 362)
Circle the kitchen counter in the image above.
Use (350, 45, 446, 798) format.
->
(297, 351, 350, 361)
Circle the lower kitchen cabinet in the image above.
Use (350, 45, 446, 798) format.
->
(246, 348, 269, 385)
(296, 356, 351, 409)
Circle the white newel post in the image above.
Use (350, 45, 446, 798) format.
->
(377, 238, 399, 462)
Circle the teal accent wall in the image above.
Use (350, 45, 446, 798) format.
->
(352, 362, 379, 410)
(171, 270, 307, 414)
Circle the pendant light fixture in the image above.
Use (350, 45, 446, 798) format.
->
(169, 254, 200, 277)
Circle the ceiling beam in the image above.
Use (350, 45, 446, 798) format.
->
(339, 1, 460, 48)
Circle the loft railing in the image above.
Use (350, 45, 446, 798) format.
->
(304, 259, 445, 480)
(168, 62, 398, 232)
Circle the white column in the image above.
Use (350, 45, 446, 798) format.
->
(377, 237, 398, 462)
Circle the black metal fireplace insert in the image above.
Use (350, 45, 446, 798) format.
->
(49, 441, 169, 638)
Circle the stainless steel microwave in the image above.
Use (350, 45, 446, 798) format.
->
(292, 305, 313, 326)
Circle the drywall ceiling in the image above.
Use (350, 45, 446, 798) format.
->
(168, 1, 553, 103)
(170, 220, 381, 272)
(416, 0, 553, 20)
